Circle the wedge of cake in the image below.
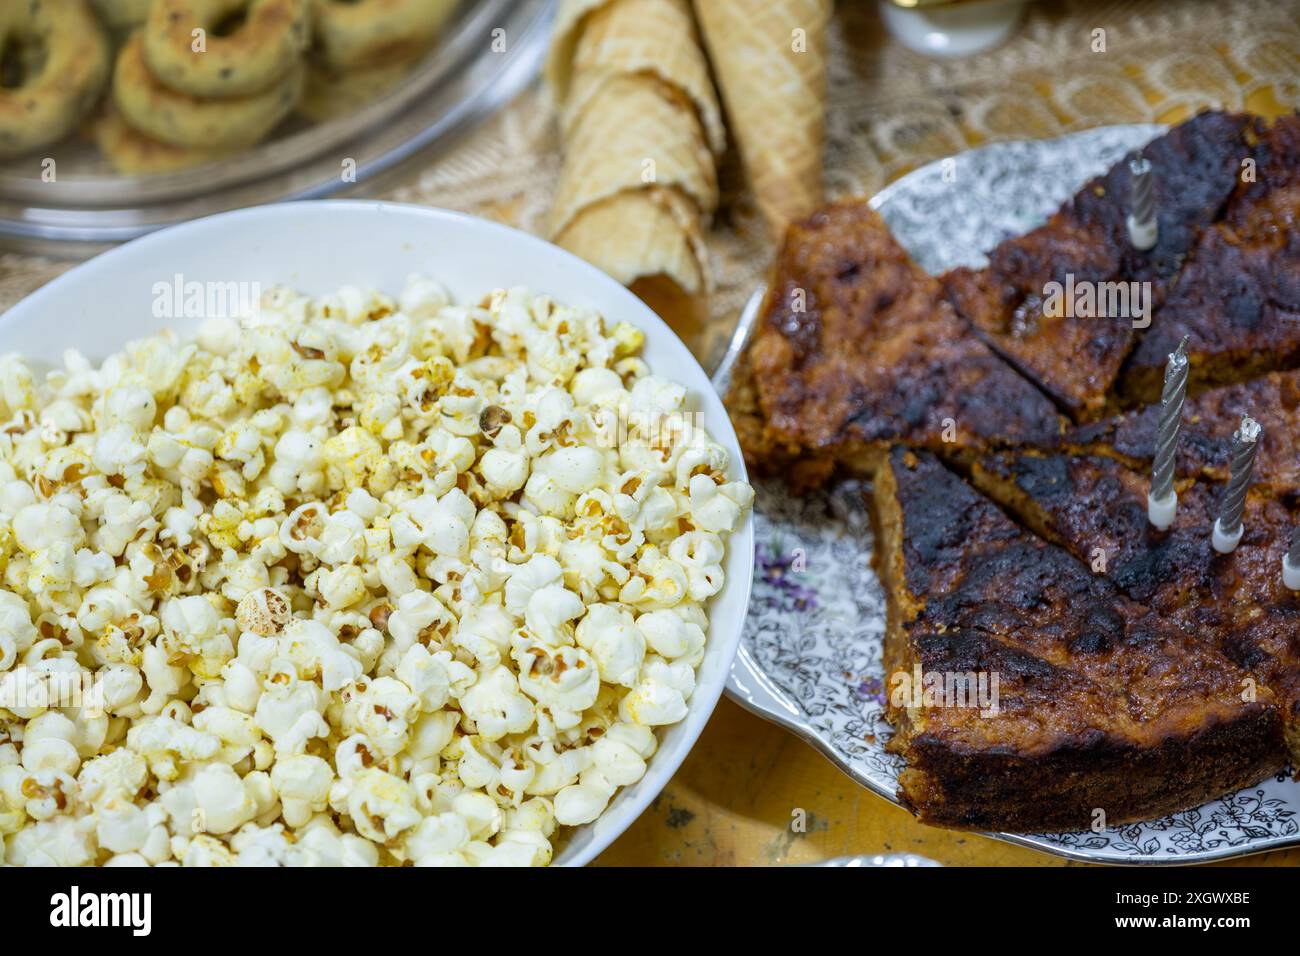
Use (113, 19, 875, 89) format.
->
(943, 111, 1259, 420)
(732, 199, 1064, 486)
(1060, 369, 1300, 493)
(970, 448, 1300, 759)
(1120, 226, 1300, 404)
(1119, 115, 1300, 404)
(874, 448, 1285, 830)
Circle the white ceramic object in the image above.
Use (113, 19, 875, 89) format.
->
(0, 200, 754, 868)
(878, 0, 1028, 57)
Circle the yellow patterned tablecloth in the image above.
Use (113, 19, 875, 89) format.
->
(1, 0, 1298, 866)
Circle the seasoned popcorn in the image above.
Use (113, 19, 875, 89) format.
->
(0, 277, 752, 866)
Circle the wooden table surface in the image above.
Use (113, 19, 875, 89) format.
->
(594, 697, 1300, 867)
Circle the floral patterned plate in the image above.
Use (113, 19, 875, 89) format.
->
(723, 124, 1300, 865)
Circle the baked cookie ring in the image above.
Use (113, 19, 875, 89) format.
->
(95, 105, 233, 174)
(298, 56, 417, 123)
(90, 0, 153, 31)
(0, 0, 112, 159)
(114, 32, 303, 148)
(144, 0, 309, 99)
(312, 0, 457, 70)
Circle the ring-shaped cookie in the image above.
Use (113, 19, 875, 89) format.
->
(144, 0, 309, 98)
(298, 56, 418, 124)
(90, 0, 153, 32)
(312, 0, 456, 71)
(114, 32, 303, 148)
(95, 105, 233, 174)
(0, 0, 111, 159)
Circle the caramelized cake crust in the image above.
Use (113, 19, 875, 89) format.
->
(1121, 116, 1300, 403)
(943, 112, 1259, 420)
(876, 449, 1285, 830)
(1061, 369, 1300, 492)
(735, 200, 1063, 485)
(971, 449, 1300, 761)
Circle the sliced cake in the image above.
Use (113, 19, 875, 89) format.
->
(943, 111, 1259, 420)
(873, 448, 1285, 830)
(970, 448, 1300, 759)
(733, 199, 1064, 486)
(1120, 115, 1300, 403)
(1061, 369, 1300, 493)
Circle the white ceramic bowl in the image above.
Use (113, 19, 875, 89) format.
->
(2, 201, 754, 866)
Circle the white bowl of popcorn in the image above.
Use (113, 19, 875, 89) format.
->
(0, 201, 753, 867)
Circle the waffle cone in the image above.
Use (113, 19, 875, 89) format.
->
(695, 0, 830, 236)
(555, 186, 708, 295)
(563, 0, 724, 156)
(545, 0, 609, 99)
(549, 73, 717, 238)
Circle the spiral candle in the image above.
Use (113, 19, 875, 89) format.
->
(1127, 156, 1158, 251)
(1147, 336, 1189, 530)
(1212, 416, 1261, 554)
(1285, 524, 1300, 590)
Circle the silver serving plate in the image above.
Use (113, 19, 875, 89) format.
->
(718, 124, 1300, 865)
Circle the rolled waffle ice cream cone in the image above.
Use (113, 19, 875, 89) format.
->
(549, 73, 717, 237)
(695, 0, 830, 237)
(546, 0, 608, 93)
(555, 186, 708, 295)
(553, 0, 725, 156)
(547, 0, 720, 295)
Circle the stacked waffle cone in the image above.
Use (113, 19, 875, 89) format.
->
(547, 0, 829, 301)
(547, 0, 722, 297)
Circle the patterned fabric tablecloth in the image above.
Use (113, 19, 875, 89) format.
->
(2, 0, 1297, 866)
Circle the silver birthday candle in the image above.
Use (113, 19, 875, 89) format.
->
(1285, 523, 1300, 590)
(1147, 335, 1189, 530)
(1212, 416, 1262, 554)
(1127, 156, 1158, 251)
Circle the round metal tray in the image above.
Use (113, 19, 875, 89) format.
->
(0, 0, 553, 254)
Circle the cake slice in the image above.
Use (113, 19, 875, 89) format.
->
(1060, 369, 1300, 493)
(1120, 115, 1300, 404)
(733, 199, 1064, 486)
(723, 341, 838, 492)
(970, 448, 1300, 759)
(1222, 112, 1300, 241)
(1120, 226, 1300, 403)
(873, 448, 1285, 830)
(943, 111, 1259, 420)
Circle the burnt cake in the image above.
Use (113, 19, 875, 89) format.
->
(942, 111, 1259, 420)
(1120, 115, 1300, 403)
(728, 110, 1300, 833)
(969, 448, 1300, 759)
(741, 199, 1064, 486)
(1060, 369, 1300, 492)
(876, 449, 1286, 830)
